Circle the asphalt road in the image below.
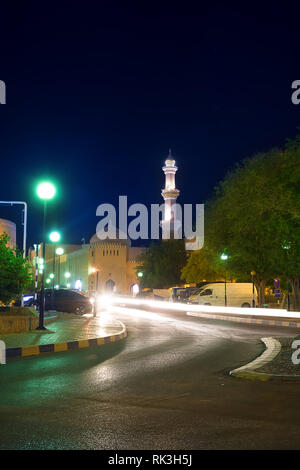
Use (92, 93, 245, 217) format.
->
(1, 305, 300, 450)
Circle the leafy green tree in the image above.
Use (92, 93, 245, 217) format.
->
(269, 137, 300, 310)
(181, 245, 224, 283)
(182, 137, 300, 309)
(0, 232, 33, 305)
(137, 239, 187, 289)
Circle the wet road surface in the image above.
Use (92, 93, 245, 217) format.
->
(1, 306, 300, 449)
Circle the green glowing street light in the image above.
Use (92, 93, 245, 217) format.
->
(220, 253, 228, 261)
(65, 272, 71, 279)
(49, 231, 61, 243)
(49, 273, 55, 279)
(137, 271, 143, 278)
(46, 279, 51, 284)
(37, 182, 56, 200)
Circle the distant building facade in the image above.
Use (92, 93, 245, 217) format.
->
(31, 236, 146, 295)
(88, 233, 145, 294)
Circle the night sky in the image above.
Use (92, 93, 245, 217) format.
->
(0, 2, 299, 249)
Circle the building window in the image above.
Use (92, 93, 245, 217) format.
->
(103, 250, 105, 256)
(117, 250, 119, 256)
(113, 250, 115, 256)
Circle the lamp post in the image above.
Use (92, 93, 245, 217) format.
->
(36, 182, 56, 329)
(220, 253, 228, 307)
(56, 247, 64, 286)
(49, 231, 61, 311)
(283, 244, 291, 312)
(251, 271, 256, 308)
(65, 272, 71, 288)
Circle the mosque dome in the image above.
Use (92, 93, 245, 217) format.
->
(90, 228, 131, 246)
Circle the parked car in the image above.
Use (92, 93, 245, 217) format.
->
(13, 294, 35, 307)
(44, 288, 93, 314)
(192, 282, 257, 308)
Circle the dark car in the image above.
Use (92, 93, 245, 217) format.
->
(44, 288, 93, 314)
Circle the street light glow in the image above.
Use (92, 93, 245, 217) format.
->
(49, 231, 61, 242)
(49, 273, 55, 279)
(65, 272, 71, 278)
(220, 253, 228, 260)
(37, 182, 56, 200)
(56, 247, 64, 256)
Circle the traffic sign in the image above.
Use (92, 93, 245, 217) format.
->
(274, 288, 281, 298)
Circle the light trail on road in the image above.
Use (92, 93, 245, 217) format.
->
(99, 294, 300, 320)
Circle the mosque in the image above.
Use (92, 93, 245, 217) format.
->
(35, 150, 180, 295)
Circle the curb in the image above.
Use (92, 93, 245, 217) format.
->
(5, 321, 127, 359)
(229, 337, 285, 381)
(186, 311, 300, 329)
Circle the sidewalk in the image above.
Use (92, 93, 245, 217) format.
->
(0, 312, 127, 359)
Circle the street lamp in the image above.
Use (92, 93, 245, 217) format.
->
(65, 272, 71, 279)
(49, 231, 61, 312)
(55, 247, 64, 286)
(251, 271, 256, 308)
(37, 182, 56, 200)
(220, 253, 228, 307)
(49, 231, 61, 243)
(137, 271, 143, 278)
(36, 181, 56, 329)
(283, 244, 291, 311)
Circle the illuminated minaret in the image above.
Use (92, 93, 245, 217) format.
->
(161, 149, 180, 233)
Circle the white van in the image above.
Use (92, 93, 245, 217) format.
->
(195, 283, 256, 308)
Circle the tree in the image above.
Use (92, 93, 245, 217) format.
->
(181, 245, 224, 284)
(182, 138, 300, 308)
(136, 239, 187, 289)
(269, 137, 300, 310)
(0, 232, 33, 305)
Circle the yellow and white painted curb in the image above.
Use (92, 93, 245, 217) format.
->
(6, 321, 127, 359)
(229, 337, 281, 381)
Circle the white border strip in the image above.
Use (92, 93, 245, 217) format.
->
(229, 337, 281, 376)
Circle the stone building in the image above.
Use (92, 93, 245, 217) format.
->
(37, 235, 145, 295)
(88, 233, 145, 294)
